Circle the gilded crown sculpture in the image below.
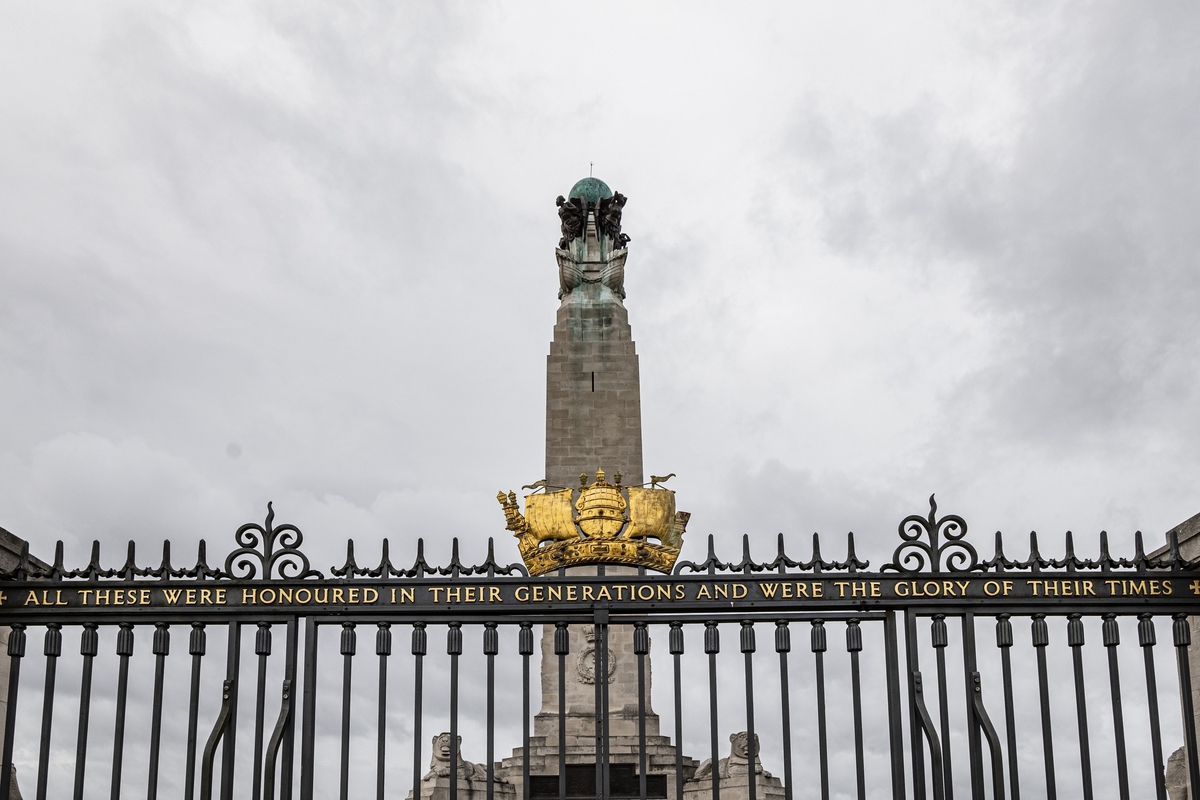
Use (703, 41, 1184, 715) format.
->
(497, 469, 690, 575)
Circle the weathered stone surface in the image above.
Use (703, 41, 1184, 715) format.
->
(683, 733, 784, 800)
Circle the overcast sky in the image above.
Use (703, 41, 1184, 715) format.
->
(3, 0, 1199, 580)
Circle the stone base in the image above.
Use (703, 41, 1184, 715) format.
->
(683, 772, 786, 800)
(408, 775, 515, 800)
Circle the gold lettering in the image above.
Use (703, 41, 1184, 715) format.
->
(332, 588, 346, 604)
(566, 586, 577, 601)
(615, 585, 628, 600)
(313, 588, 329, 604)
(1163, 580, 1173, 596)
(533, 586, 544, 602)
(185, 589, 197, 605)
(733, 584, 747, 599)
(514, 586, 529, 602)
(398, 588, 413, 603)
(760, 583, 779, 598)
(464, 587, 476, 603)
(261, 588, 277, 604)
(24, 591, 39, 606)
(895, 582, 910, 597)
(295, 588, 311, 604)
(675, 584, 685, 600)
(782, 583, 794, 598)
(1129, 580, 1148, 596)
(215, 589, 226, 605)
(54, 590, 68, 606)
(942, 581, 955, 597)
(243, 589, 257, 604)
(697, 585, 712, 599)
(657, 585, 672, 601)
(548, 586, 562, 602)
(796, 583, 810, 598)
(1083, 581, 1096, 597)
(113, 589, 125, 605)
(429, 587, 444, 603)
(871, 582, 882, 598)
(79, 589, 93, 605)
(582, 586, 595, 601)
(96, 589, 111, 605)
(813, 582, 823, 598)
(715, 584, 729, 599)
(834, 581, 850, 598)
(637, 585, 655, 601)
(1027, 581, 1042, 597)
(278, 588, 293, 604)
(956, 581, 969, 596)
(488, 587, 500, 602)
(595, 586, 611, 601)
(199, 589, 212, 605)
(446, 588, 461, 603)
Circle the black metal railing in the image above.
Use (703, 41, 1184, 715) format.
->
(1, 496, 1198, 799)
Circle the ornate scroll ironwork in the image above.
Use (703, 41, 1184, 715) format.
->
(224, 503, 322, 581)
(883, 495, 977, 574)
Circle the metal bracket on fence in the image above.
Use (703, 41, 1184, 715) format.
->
(970, 671, 1006, 799)
(200, 679, 235, 800)
(263, 678, 293, 800)
(912, 671, 947, 800)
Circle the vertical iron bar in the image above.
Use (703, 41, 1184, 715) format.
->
(812, 620, 829, 800)
(221, 622, 242, 800)
(35, 623, 62, 800)
(449, 622, 463, 800)
(1067, 614, 1093, 800)
(705, 620, 721, 800)
(996, 615, 1020, 800)
(594, 620, 603, 800)
(110, 622, 134, 800)
(775, 622, 794, 800)
(904, 611, 926, 800)
(253, 623, 272, 800)
(300, 618, 318, 800)
(601, 620, 610, 800)
(1032, 613, 1057, 800)
(883, 611, 907, 800)
(554, 622, 569, 800)
(377, 623, 391, 800)
(1138, 614, 1167, 800)
(847, 620, 865, 800)
(147, 622, 170, 800)
(670, 622, 685, 800)
(340, 623, 356, 800)
(520, 622, 534, 800)
(186, 622, 207, 800)
(931, 615, 954, 800)
(412, 623, 427, 800)
(281, 619, 299, 800)
(635, 622, 649, 800)
(0, 623, 25, 800)
(1101, 614, 1130, 800)
(741, 622, 757, 800)
(485, 622, 499, 800)
(1173, 614, 1200, 795)
(961, 613, 983, 799)
(73, 623, 98, 800)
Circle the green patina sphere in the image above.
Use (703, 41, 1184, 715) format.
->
(568, 177, 612, 205)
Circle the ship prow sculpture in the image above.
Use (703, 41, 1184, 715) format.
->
(498, 468, 689, 575)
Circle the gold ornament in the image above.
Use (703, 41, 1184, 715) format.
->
(497, 469, 690, 576)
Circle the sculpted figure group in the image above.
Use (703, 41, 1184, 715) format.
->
(555, 192, 629, 250)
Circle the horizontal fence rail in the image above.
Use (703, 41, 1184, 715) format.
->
(1, 496, 1198, 800)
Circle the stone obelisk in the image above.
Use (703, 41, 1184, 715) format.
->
(496, 177, 692, 800)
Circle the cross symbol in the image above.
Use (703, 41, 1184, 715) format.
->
(590, 162, 594, 177)
(1189, 580, 1200, 595)
(0, 591, 6, 605)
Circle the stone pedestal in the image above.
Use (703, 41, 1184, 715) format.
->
(682, 733, 784, 800)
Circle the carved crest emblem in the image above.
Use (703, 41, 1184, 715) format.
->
(497, 469, 689, 576)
